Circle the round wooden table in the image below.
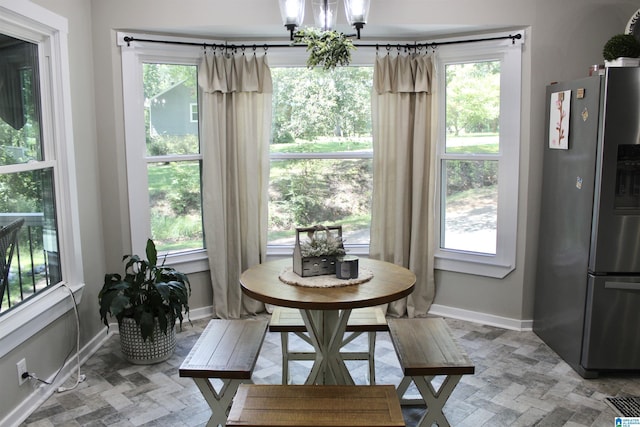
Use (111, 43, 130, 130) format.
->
(240, 258, 416, 385)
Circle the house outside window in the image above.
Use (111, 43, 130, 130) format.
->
(434, 37, 522, 278)
(120, 38, 209, 272)
(143, 64, 202, 256)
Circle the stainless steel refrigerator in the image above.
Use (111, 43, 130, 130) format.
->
(534, 67, 640, 379)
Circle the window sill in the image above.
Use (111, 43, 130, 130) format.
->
(163, 249, 210, 274)
(0, 282, 84, 359)
(435, 254, 514, 279)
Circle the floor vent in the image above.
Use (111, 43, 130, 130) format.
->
(605, 396, 640, 417)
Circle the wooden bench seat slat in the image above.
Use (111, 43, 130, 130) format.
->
(179, 319, 268, 379)
(388, 317, 475, 427)
(227, 384, 405, 427)
(388, 318, 474, 376)
(269, 306, 388, 332)
(178, 319, 268, 427)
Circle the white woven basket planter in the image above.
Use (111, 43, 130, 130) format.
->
(118, 316, 176, 364)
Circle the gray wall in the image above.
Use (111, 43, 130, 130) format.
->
(1, 0, 638, 421)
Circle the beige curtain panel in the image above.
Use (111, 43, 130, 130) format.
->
(199, 52, 272, 319)
(370, 53, 437, 318)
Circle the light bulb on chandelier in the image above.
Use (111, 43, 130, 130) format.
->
(278, 0, 370, 40)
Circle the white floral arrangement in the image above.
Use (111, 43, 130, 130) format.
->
(299, 232, 346, 258)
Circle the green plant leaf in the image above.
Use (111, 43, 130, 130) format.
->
(295, 28, 355, 70)
(139, 310, 156, 341)
(109, 294, 130, 318)
(145, 238, 158, 267)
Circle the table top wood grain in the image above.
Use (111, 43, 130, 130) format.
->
(240, 258, 416, 310)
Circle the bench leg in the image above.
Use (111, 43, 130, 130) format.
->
(193, 378, 245, 427)
(368, 331, 376, 385)
(280, 332, 289, 385)
(397, 375, 462, 427)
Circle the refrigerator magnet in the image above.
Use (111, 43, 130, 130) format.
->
(549, 90, 571, 149)
(582, 107, 589, 122)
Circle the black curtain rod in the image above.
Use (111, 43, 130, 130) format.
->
(122, 33, 521, 51)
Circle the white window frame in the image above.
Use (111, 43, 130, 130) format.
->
(0, 0, 85, 357)
(434, 32, 523, 278)
(190, 102, 198, 123)
(118, 33, 214, 273)
(119, 31, 523, 276)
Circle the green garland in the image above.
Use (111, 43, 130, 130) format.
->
(295, 28, 355, 70)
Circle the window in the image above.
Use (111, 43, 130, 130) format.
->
(143, 63, 202, 253)
(0, 34, 62, 313)
(120, 38, 208, 271)
(0, 1, 84, 356)
(435, 36, 522, 278)
(119, 31, 522, 275)
(190, 103, 198, 123)
(268, 67, 374, 251)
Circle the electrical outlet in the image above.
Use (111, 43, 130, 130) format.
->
(17, 358, 28, 385)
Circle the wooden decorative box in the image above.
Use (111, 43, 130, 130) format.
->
(292, 225, 344, 277)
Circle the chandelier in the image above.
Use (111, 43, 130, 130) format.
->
(278, 0, 371, 40)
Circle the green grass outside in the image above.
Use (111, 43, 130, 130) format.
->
(271, 138, 372, 154)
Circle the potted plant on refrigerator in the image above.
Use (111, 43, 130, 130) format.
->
(602, 33, 640, 66)
(98, 239, 191, 364)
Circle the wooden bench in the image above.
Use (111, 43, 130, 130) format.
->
(269, 306, 388, 384)
(179, 319, 268, 427)
(226, 384, 405, 427)
(388, 317, 475, 427)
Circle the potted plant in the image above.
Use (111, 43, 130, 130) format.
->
(99, 238, 191, 364)
(602, 33, 640, 65)
(295, 28, 355, 70)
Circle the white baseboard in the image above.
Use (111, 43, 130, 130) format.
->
(3, 305, 215, 427)
(428, 304, 533, 331)
(187, 305, 214, 321)
(3, 327, 112, 427)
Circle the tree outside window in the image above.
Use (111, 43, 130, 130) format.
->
(442, 61, 501, 255)
(269, 67, 373, 247)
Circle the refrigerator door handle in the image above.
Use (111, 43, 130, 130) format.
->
(604, 281, 640, 291)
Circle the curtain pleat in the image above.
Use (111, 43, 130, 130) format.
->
(199, 53, 272, 319)
(370, 53, 436, 318)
